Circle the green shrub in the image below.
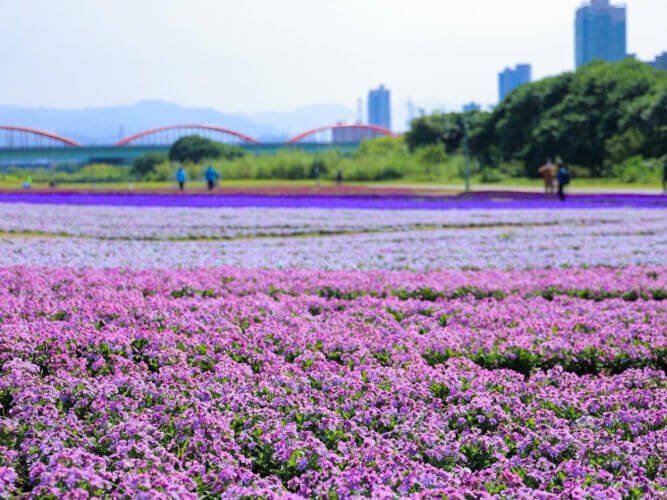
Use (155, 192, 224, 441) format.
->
(479, 167, 505, 183)
(611, 156, 661, 183)
(131, 153, 167, 180)
(146, 162, 176, 182)
(19, 164, 130, 183)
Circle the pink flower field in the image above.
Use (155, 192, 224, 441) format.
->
(0, 266, 665, 498)
(0, 202, 665, 498)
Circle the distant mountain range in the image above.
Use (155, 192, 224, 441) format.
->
(241, 103, 356, 138)
(0, 100, 356, 145)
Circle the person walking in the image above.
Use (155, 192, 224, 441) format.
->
(538, 158, 555, 195)
(556, 162, 570, 202)
(205, 165, 219, 191)
(176, 167, 186, 191)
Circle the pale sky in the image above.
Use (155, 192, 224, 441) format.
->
(1, 0, 665, 115)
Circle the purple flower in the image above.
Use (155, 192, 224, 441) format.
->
(296, 457, 309, 471)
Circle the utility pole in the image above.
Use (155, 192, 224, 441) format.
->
(463, 119, 470, 192)
(314, 157, 321, 189)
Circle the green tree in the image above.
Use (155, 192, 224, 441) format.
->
(168, 135, 244, 163)
(415, 59, 666, 177)
(414, 143, 448, 164)
(130, 152, 167, 179)
(618, 83, 667, 160)
(536, 60, 660, 176)
(405, 112, 470, 153)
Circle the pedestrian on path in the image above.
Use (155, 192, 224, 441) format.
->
(176, 167, 186, 191)
(538, 158, 555, 195)
(205, 165, 219, 191)
(556, 162, 570, 202)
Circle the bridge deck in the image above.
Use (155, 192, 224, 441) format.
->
(0, 143, 360, 167)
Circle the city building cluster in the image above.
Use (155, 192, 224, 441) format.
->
(333, 84, 392, 142)
(347, 1, 663, 130)
(496, 0, 664, 105)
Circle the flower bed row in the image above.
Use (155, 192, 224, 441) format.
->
(5, 266, 659, 301)
(4, 203, 660, 240)
(1, 191, 665, 210)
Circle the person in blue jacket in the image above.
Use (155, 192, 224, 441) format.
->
(205, 165, 219, 191)
(556, 162, 570, 202)
(176, 167, 186, 191)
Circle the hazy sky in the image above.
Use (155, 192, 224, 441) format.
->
(2, 0, 666, 116)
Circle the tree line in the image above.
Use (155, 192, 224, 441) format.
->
(406, 59, 666, 178)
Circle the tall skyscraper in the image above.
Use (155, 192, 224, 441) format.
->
(367, 84, 391, 130)
(575, 0, 626, 69)
(498, 64, 532, 102)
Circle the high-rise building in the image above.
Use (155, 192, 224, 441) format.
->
(367, 84, 391, 130)
(648, 52, 667, 71)
(575, 0, 626, 69)
(498, 64, 532, 102)
(463, 102, 481, 112)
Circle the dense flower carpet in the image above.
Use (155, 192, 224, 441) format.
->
(0, 196, 665, 498)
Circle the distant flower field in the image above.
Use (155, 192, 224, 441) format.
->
(0, 267, 665, 498)
(0, 204, 665, 270)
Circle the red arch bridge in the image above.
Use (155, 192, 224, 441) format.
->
(1, 123, 395, 148)
(113, 124, 261, 146)
(0, 124, 397, 165)
(0, 126, 82, 148)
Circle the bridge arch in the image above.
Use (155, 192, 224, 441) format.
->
(115, 124, 260, 146)
(287, 124, 396, 144)
(0, 126, 81, 147)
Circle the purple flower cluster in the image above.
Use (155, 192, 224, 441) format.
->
(0, 266, 664, 497)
